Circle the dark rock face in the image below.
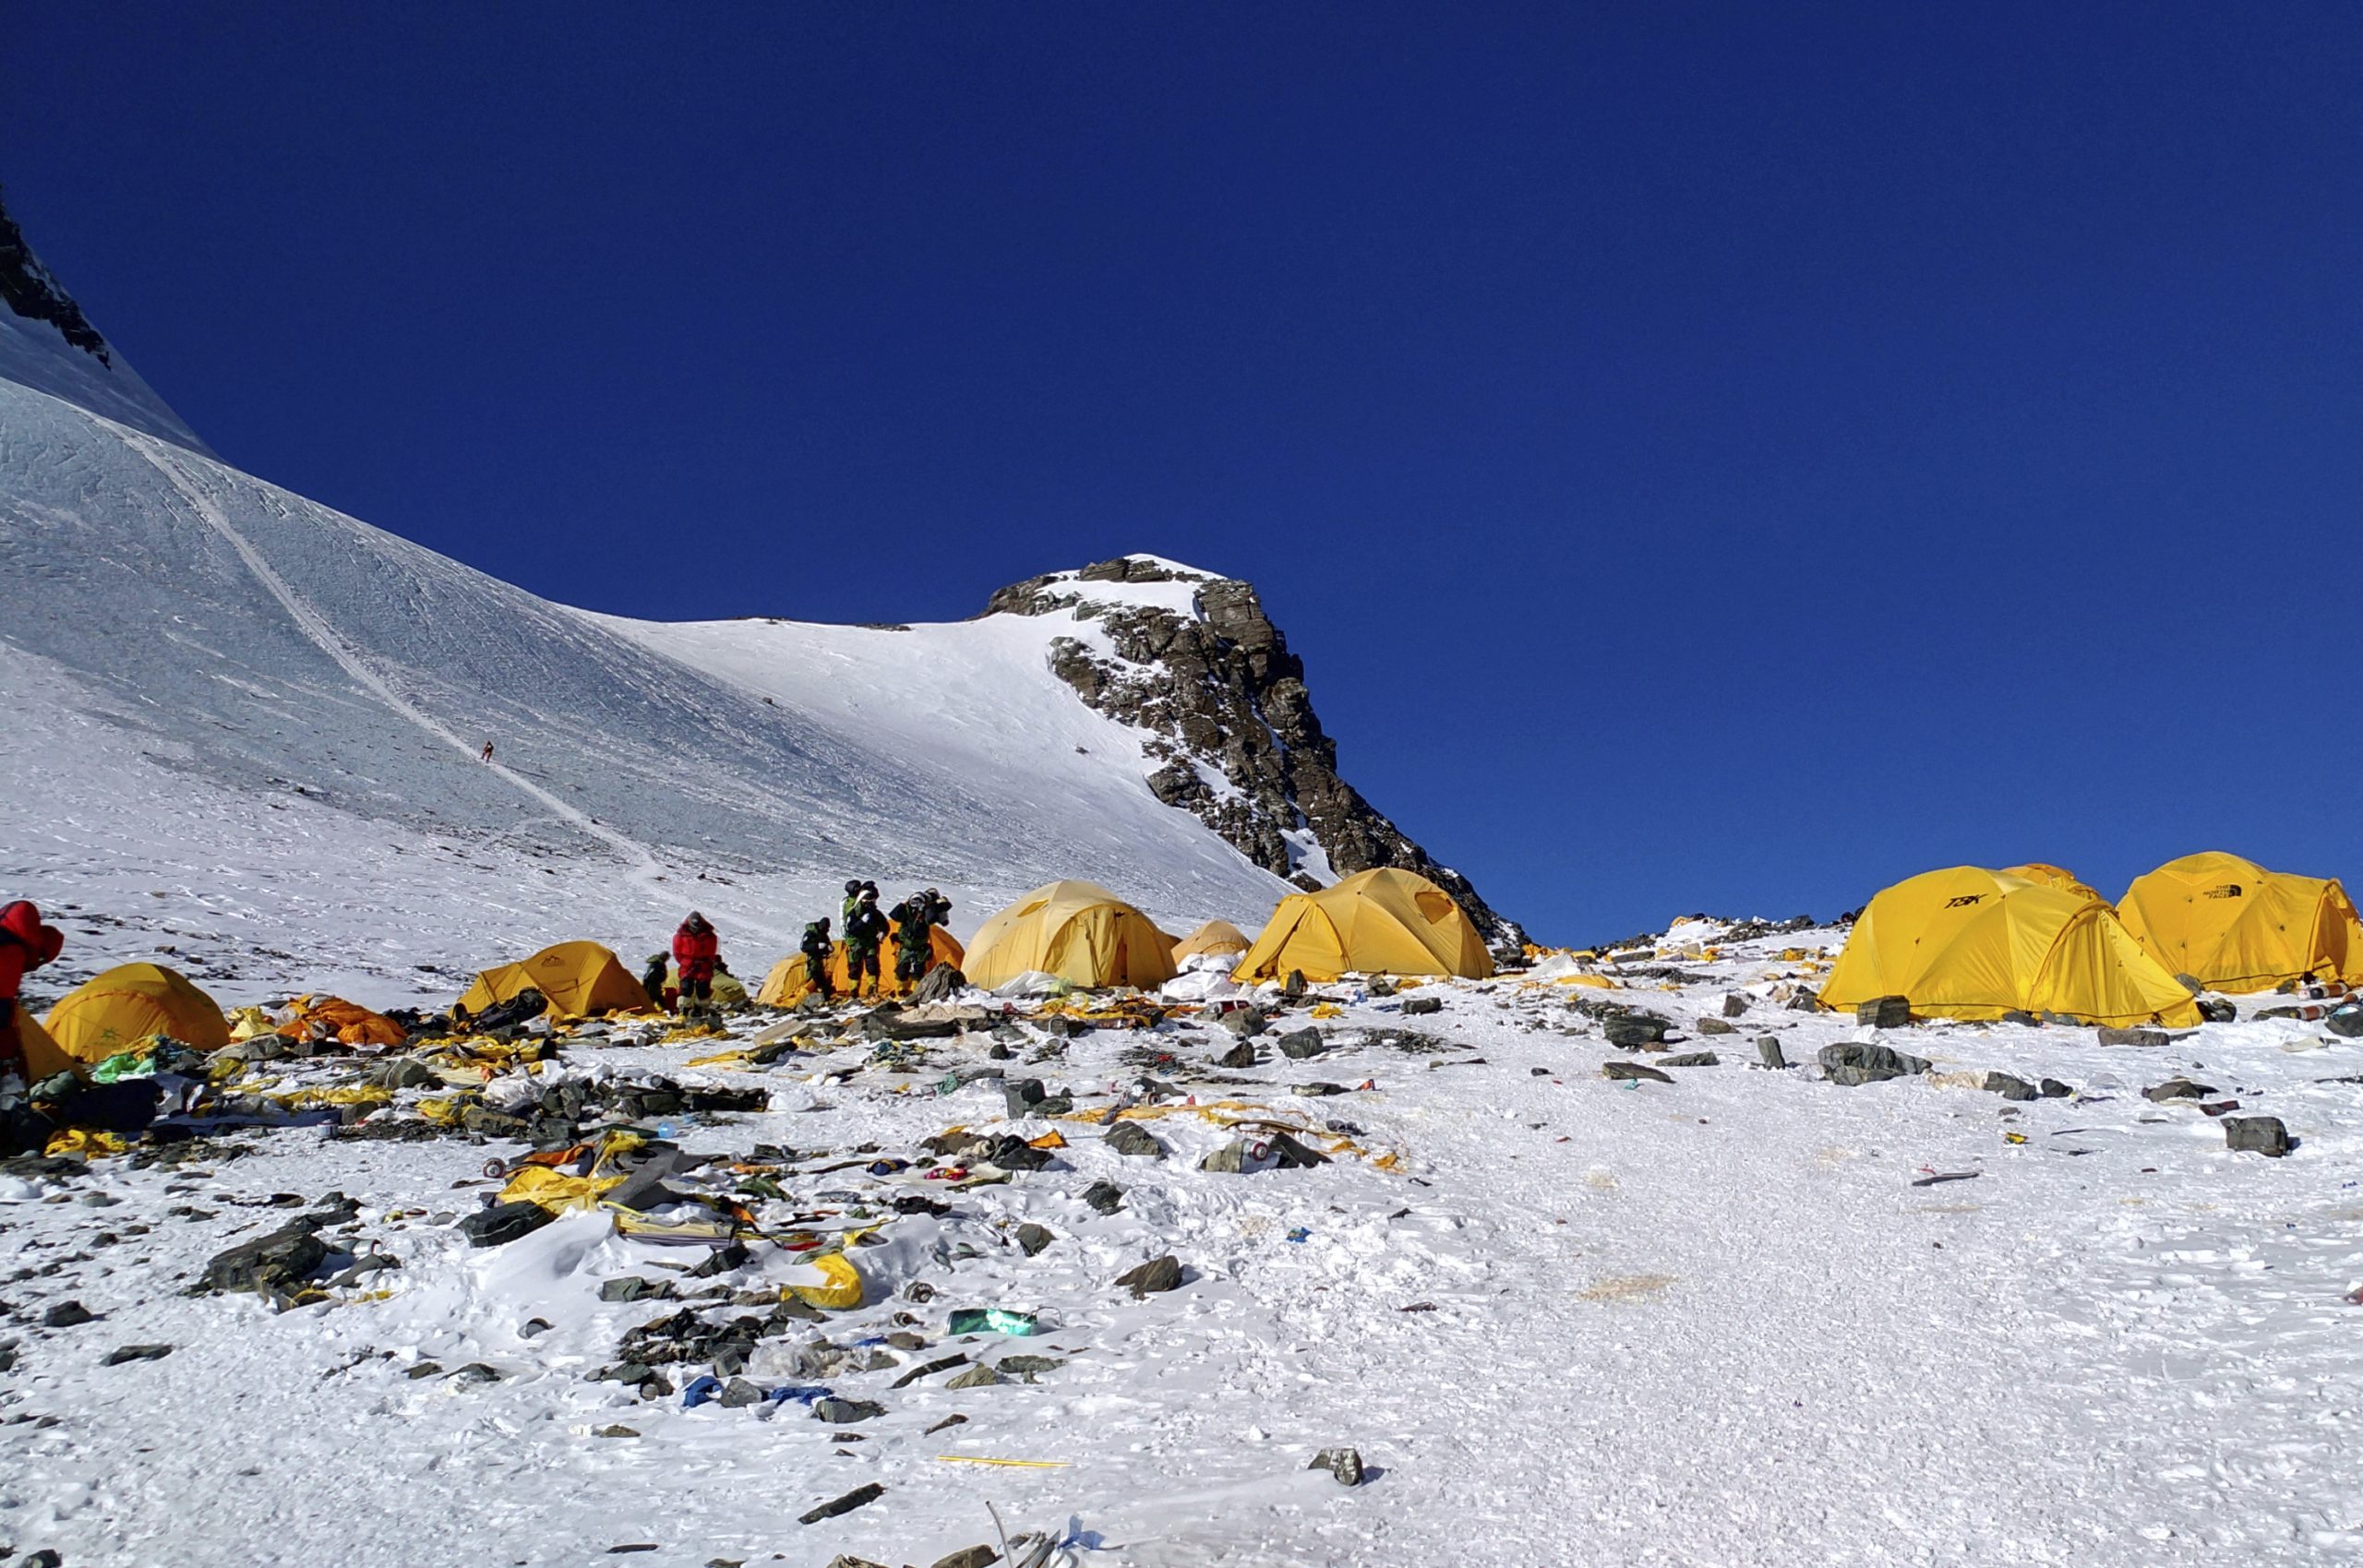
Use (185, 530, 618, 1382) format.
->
(985, 557, 1519, 949)
(0, 186, 111, 365)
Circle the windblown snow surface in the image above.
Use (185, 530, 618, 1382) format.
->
(0, 373, 1298, 1002)
(4, 933, 2362, 1566)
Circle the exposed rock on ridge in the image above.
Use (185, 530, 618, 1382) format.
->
(0, 186, 112, 365)
(986, 556, 1521, 948)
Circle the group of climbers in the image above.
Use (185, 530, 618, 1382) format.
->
(794, 880, 954, 1003)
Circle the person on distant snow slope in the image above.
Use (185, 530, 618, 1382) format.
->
(0, 900, 65, 1084)
(671, 911, 721, 1020)
(800, 916, 835, 1003)
(842, 889, 890, 1000)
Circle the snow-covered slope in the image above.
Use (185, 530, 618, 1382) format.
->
(0, 372, 1310, 995)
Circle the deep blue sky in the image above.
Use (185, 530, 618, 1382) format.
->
(12, 4, 2362, 943)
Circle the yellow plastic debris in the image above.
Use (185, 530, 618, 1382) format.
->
(499, 1165, 626, 1214)
(271, 1085, 394, 1111)
(1025, 1130, 1068, 1151)
(786, 1251, 865, 1311)
(43, 1128, 126, 1157)
(1310, 1003, 1344, 1018)
(416, 1095, 478, 1126)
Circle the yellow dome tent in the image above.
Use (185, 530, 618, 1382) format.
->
(1821, 867, 2199, 1026)
(963, 881, 1177, 990)
(756, 924, 967, 1005)
(2001, 863, 2103, 902)
(15, 1010, 78, 1081)
(42, 963, 232, 1060)
(457, 940, 650, 1019)
(2117, 851, 2363, 994)
(1171, 919, 1253, 963)
(1230, 868, 1494, 984)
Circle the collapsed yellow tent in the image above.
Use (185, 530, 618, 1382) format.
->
(1171, 919, 1253, 963)
(963, 881, 1177, 990)
(277, 994, 406, 1048)
(2117, 851, 2363, 993)
(756, 924, 966, 1005)
(457, 940, 650, 1019)
(1231, 868, 1494, 984)
(2001, 863, 2103, 901)
(1821, 867, 2199, 1026)
(43, 963, 232, 1060)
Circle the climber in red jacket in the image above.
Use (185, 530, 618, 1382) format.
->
(670, 911, 721, 1020)
(0, 900, 66, 1082)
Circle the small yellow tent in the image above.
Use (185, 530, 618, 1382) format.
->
(963, 881, 1177, 990)
(457, 940, 650, 1019)
(2001, 863, 2103, 902)
(2117, 851, 2363, 994)
(756, 924, 967, 1005)
(14, 1010, 78, 1082)
(1821, 867, 2199, 1026)
(1231, 868, 1494, 984)
(43, 963, 232, 1060)
(1171, 919, 1253, 963)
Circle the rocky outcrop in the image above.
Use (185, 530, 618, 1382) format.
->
(0, 186, 112, 365)
(985, 556, 1521, 948)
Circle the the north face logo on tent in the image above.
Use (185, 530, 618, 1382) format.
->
(2201, 884, 2244, 899)
(1943, 894, 1985, 908)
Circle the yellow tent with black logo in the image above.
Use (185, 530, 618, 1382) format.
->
(1171, 919, 1253, 963)
(1821, 867, 2199, 1026)
(757, 924, 967, 1005)
(2001, 863, 2103, 902)
(2117, 851, 2363, 994)
(42, 963, 232, 1060)
(963, 881, 1176, 990)
(1231, 868, 1494, 984)
(457, 940, 650, 1019)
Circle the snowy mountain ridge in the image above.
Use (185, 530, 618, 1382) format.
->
(0, 204, 1507, 999)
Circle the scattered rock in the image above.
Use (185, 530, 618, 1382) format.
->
(1755, 1037, 1790, 1070)
(1275, 1028, 1327, 1059)
(1721, 993, 1750, 1018)
(1817, 1043, 1929, 1085)
(810, 1397, 885, 1424)
(2098, 1027, 2169, 1047)
(945, 1363, 1001, 1390)
(599, 1276, 666, 1303)
(1216, 1040, 1259, 1070)
(930, 1547, 1001, 1568)
(2143, 1076, 2217, 1103)
(2039, 1078, 2073, 1098)
(997, 1354, 1062, 1380)
(1695, 1017, 1736, 1035)
(1116, 1254, 1183, 1298)
(1104, 1122, 1166, 1158)
(2224, 1116, 2290, 1157)
(1854, 996, 1912, 1029)
(1981, 1072, 2038, 1102)
(1081, 1179, 1126, 1215)
(1401, 997, 1443, 1017)
(799, 1482, 885, 1525)
(2326, 1003, 2363, 1039)
(825, 1557, 892, 1568)
(718, 1377, 766, 1407)
(1309, 1446, 1365, 1485)
(925, 1413, 969, 1435)
(1015, 1224, 1054, 1256)
(1601, 1015, 1670, 1049)
(1658, 1052, 1720, 1069)
(1601, 1060, 1673, 1083)
(198, 1219, 330, 1299)
(39, 1300, 95, 1328)
(596, 1424, 640, 1439)
(102, 1343, 173, 1364)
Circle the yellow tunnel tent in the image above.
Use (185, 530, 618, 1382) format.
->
(2117, 851, 2363, 994)
(1171, 919, 1253, 963)
(42, 963, 232, 1061)
(757, 923, 966, 1005)
(457, 940, 650, 1019)
(1820, 867, 2199, 1027)
(962, 881, 1177, 990)
(1230, 868, 1494, 984)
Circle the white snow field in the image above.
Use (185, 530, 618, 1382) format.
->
(0, 363, 1301, 1000)
(1, 929, 2359, 1567)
